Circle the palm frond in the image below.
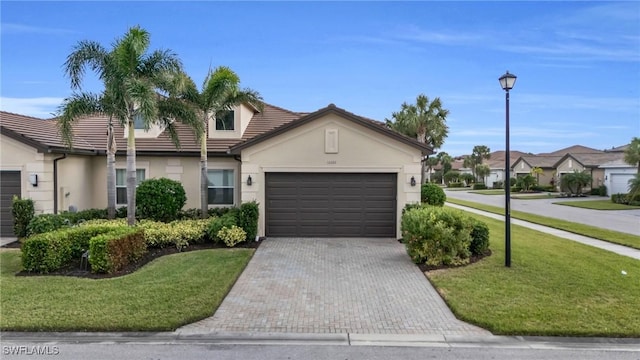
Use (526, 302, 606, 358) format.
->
(56, 92, 103, 148)
(64, 40, 108, 89)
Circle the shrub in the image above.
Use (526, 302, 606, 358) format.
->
(447, 182, 464, 188)
(89, 227, 146, 273)
(11, 196, 34, 238)
(207, 211, 239, 243)
(421, 183, 446, 206)
(472, 183, 487, 190)
(178, 208, 203, 220)
(26, 214, 69, 236)
(460, 173, 475, 185)
(469, 219, 490, 256)
(22, 231, 73, 273)
(60, 208, 108, 223)
(115, 206, 128, 218)
(611, 193, 629, 205)
(208, 207, 235, 217)
(239, 201, 259, 241)
(443, 170, 461, 184)
(402, 202, 424, 215)
(217, 225, 247, 248)
(136, 178, 187, 222)
(170, 219, 209, 250)
(401, 206, 472, 266)
(492, 181, 504, 189)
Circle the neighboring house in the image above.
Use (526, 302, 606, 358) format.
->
(511, 155, 562, 186)
(554, 152, 623, 190)
(0, 103, 432, 238)
(482, 150, 528, 187)
(599, 159, 636, 195)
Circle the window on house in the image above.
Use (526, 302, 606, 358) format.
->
(133, 112, 146, 130)
(116, 169, 146, 204)
(215, 111, 235, 131)
(207, 169, 234, 205)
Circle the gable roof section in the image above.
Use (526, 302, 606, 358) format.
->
(0, 111, 97, 154)
(539, 144, 603, 156)
(230, 103, 433, 155)
(514, 155, 563, 169)
(556, 152, 624, 168)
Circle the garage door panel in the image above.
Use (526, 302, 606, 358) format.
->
(265, 173, 396, 237)
(0, 171, 22, 236)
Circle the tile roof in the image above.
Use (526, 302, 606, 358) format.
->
(0, 103, 303, 155)
(538, 144, 603, 156)
(567, 152, 625, 167)
(517, 155, 564, 168)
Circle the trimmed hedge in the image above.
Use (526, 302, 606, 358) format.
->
(472, 183, 487, 190)
(89, 227, 146, 273)
(447, 182, 464, 188)
(239, 201, 259, 241)
(469, 219, 490, 256)
(26, 214, 69, 237)
(207, 211, 240, 243)
(11, 196, 34, 238)
(21, 224, 122, 273)
(217, 225, 247, 248)
(136, 178, 187, 222)
(401, 206, 472, 266)
(421, 183, 446, 206)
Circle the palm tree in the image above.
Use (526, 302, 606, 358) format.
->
(177, 67, 263, 218)
(624, 137, 640, 173)
(425, 156, 440, 183)
(386, 94, 450, 183)
(470, 145, 491, 182)
(57, 26, 199, 225)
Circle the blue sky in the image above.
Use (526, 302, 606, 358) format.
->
(1, 1, 638, 156)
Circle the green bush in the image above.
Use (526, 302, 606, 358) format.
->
(26, 214, 69, 236)
(177, 208, 203, 220)
(60, 208, 108, 224)
(421, 183, 446, 206)
(447, 182, 464, 188)
(492, 181, 503, 189)
(401, 206, 472, 266)
(207, 207, 235, 217)
(472, 183, 487, 190)
(138, 219, 209, 250)
(11, 196, 34, 238)
(611, 193, 629, 205)
(469, 219, 490, 256)
(89, 227, 146, 273)
(207, 212, 239, 243)
(115, 206, 128, 218)
(239, 201, 259, 241)
(217, 225, 247, 248)
(22, 231, 73, 273)
(136, 178, 187, 222)
(402, 202, 424, 215)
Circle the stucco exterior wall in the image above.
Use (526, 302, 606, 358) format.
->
(1, 134, 53, 214)
(57, 155, 95, 212)
(239, 114, 423, 238)
(89, 155, 239, 210)
(556, 156, 584, 174)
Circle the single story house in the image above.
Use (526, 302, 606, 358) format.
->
(511, 155, 562, 186)
(554, 152, 623, 191)
(0, 103, 432, 238)
(599, 159, 636, 195)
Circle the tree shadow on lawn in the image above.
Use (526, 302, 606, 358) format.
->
(5, 240, 262, 280)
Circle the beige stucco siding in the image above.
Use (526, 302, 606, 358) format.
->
(57, 155, 95, 212)
(88, 155, 239, 210)
(556, 156, 585, 174)
(1, 134, 54, 213)
(239, 114, 423, 238)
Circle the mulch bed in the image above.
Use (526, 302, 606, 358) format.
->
(8, 239, 262, 280)
(417, 250, 492, 273)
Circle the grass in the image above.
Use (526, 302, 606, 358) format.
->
(554, 200, 640, 210)
(446, 197, 640, 250)
(0, 248, 253, 331)
(511, 194, 556, 200)
(468, 189, 504, 195)
(444, 187, 472, 191)
(427, 212, 640, 337)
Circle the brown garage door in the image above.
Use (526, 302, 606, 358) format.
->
(1, 171, 22, 236)
(265, 173, 397, 237)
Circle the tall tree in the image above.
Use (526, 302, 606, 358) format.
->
(624, 137, 640, 173)
(436, 152, 453, 183)
(475, 164, 491, 184)
(470, 145, 491, 182)
(386, 94, 450, 183)
(425, 156, 440, 183)
(58, 26, 199, 225)
(177, 67, 263, 218)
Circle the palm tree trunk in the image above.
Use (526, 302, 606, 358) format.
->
(126, 119, 137, 226)
(200, 126, 208, 219)
(106, 119, 116, 219)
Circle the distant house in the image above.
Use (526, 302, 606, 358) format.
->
(0, 103, 432, 237)
(599, 159, 635, 195)
(511, 155, 562, 186)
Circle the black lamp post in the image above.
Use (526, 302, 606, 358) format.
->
(499, 70, 516, 268)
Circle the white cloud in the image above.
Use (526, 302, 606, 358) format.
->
(0, 97, 63, 118)
(1, 23, 75, 35)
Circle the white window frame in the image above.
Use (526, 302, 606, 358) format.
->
(116, 168, 146, 205)
(207, 169, 235, 206)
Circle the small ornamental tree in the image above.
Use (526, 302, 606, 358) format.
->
(560, 170, 592, 195)
(136, 178, 187, 222)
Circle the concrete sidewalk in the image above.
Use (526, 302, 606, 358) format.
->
(446, 203, 640, 261)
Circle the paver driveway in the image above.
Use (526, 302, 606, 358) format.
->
(178, 238, 490, 336)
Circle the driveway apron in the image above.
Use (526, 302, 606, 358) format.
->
(177, 238, 490, 335)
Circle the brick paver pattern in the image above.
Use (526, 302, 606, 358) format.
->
(178, 238, 491, 335)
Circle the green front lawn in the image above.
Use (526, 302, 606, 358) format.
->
(554, 200, 640, 210)
(0, 248, 253, 331)
(511, 194, 555, 200)
(446, 198, 640, 249)
(427, 213, 640, 336)
(468, 189, 504, 195)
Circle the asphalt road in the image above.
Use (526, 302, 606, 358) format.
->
(445, 190, 640, 236)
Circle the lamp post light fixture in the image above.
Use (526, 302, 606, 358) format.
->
(499, 70, 516, 268)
